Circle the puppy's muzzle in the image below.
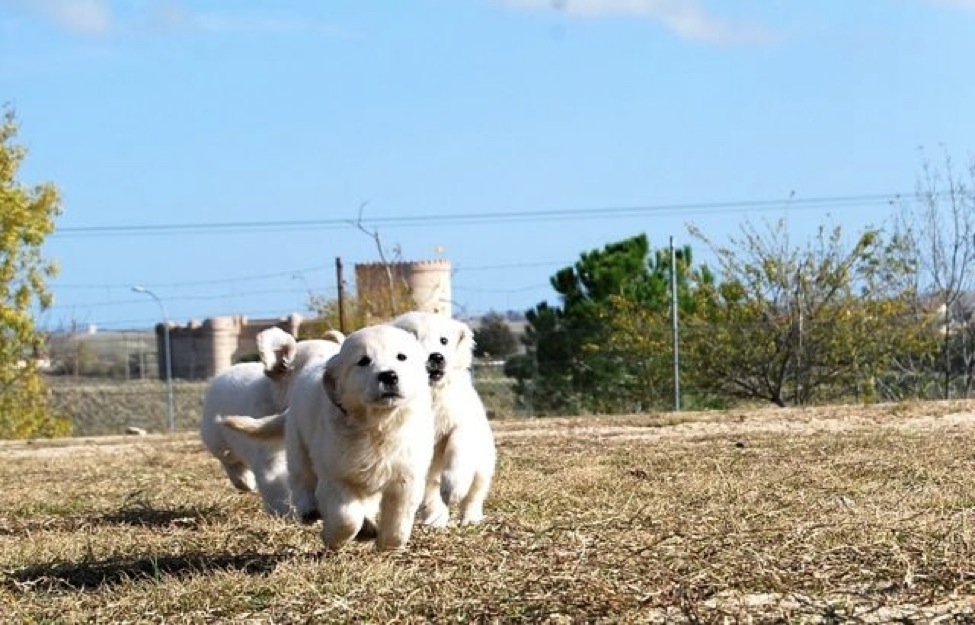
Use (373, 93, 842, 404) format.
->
(426, 352, 446, 383)
(377, 370, 400, 397)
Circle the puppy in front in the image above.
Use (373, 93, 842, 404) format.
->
(223, 325, 434, 551)
(200, 327, 343, 516)
(391, 311, 496, 527)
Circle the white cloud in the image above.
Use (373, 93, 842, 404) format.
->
(0, 0, 114, 35)
(140, 2, 349, 37)
(0, 0, 349, 38)
(170, 13, 349, 37)
(498, 0, 772, 45)
(925, 0, 975, 8)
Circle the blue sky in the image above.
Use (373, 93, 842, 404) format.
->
(3, 0, 974, 331)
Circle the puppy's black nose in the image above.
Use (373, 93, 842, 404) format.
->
(377, 370, 398, 387)
(428, 353, 445, 368)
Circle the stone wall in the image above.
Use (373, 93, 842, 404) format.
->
(152, 313, 302, 380)
(149, 258, 453, 380)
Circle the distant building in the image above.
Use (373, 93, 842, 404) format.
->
(149, 258, 455, 380)
(355, 259, 452, 321)
(153, 313, 302, 380)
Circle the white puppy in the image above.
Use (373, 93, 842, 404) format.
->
(200, 327, 343, 516)
(223, 325, 434, 551)
(390, 311, 496, 526)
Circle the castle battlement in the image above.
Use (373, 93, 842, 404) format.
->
(355, 258, 453, 319)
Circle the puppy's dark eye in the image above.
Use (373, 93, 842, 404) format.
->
(356, 356, 372, 367)
(439, 337, 448, 346)
(397, 353, 407, 361)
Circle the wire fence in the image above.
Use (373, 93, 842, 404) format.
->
(43, 314, 972, 435)
(47, 362, 519, 437)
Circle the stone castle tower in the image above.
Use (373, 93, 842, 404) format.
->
(354, 259, 452, 320)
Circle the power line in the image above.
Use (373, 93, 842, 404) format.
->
(42, 286, 315, 310)
(50, 265, 333, 289)
(48, 259, 568, 291)
(455, 260, 567, 272)
(51, 192, 907, 238)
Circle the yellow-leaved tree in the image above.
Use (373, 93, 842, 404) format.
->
(0, 106, 70, 438)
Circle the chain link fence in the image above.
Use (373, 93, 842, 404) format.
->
(47, 362, 519, 437)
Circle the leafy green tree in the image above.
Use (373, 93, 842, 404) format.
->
(508, 234, 698, 414)
(686, 219, 933, 407)
(602, 244, 717, 409)
(0, 106, 69, 438)
(472, 312, 518, 360)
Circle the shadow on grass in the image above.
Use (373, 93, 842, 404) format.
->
(5, 551, 288, 592)
(97, 502, 228, 529)
(0, 502, 230, 536)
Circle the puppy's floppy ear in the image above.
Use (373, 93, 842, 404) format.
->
(455, 321, 475, 370)
(257, 327, 298, 379)
(323, 358, 342, 409)
(392, 317, 420, 340)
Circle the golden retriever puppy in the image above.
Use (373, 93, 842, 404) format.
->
(390, 311, 496, 526)
(223, 325, 434, 551)
(200, 327, 343, 516)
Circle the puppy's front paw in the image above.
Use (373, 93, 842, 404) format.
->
(459, 509, 485, 526)
(417, 502, 450, 528)
(299, 508, 321, 524)
(376, 534, 408, 552)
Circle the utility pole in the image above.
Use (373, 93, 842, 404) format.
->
(335, 257, 347, 333)
(670, 236, 680, 412)
(795, 268, 803, 405)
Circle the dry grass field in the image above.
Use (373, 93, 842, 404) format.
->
(4, 401, 975, 623)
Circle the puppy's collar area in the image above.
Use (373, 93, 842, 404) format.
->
(329, 396, 348, 417)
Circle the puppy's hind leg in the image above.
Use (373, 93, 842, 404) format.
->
(417, 449, 449, 528)
(457, 468, 494, 526)
(253, 448, 292, 517)
(441, 430, 496, 525)
(438, 433, 477, 508)
(286, 437, 320, 522)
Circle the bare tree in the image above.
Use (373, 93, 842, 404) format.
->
(352, 201, 405, 315)
(304, 202, 414, 329)
(902, 147, 975, 397)
(688, 218, 924, 407)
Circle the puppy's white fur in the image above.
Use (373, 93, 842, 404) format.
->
(200, 327, 342, 516)
(390, 311, 496, 527)
(224, 324, 434, 551)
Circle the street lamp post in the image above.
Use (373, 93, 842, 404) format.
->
(132, 286, 175, 433)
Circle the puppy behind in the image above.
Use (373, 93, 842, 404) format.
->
(200, 327, 342, 516)
(391, 311, 496, 527)
(223, 324, 434, 551)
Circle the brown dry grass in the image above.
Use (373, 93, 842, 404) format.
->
(3, 401, 975, 623)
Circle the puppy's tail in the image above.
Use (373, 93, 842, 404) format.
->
(218, 412, 286, 440)
(322, 329, 345, 344)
